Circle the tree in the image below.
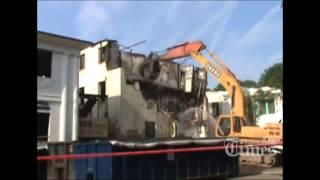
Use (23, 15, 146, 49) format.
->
(213, 84, 225, 91)
(213, 79, 256, 91)
(258, 63, 283, 90)
(240, 80, 257, 88)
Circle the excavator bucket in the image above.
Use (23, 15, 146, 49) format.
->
(160, 41, 206, 61)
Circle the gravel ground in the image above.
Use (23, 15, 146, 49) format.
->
(229, 165, 283, 180)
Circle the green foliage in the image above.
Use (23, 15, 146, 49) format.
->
(213, 79, 256, 91)
(258, 63, 283, 90)
(240, 80, 257, 88)
(213, 84, 225, 91)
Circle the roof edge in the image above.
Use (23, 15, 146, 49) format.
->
(38, 31, 94, 45)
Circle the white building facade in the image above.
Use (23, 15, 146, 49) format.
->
(37, 31, 93, 144)
(206, 86, 283, 127)
(79, 40, 109, 95)
(78, 40, 110, 139)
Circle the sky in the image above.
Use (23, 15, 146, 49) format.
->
(38, 0, 283, 88)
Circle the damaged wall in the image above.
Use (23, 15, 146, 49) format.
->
(120, 51, 180, 89)
(106, 49, 208, 139)
(78, 97, 108, 139)
(107, 68, 172, 139)
(80, 41, 210, 139)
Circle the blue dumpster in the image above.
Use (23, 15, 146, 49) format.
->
(74, 138, 239, 180)
(74, 142, 112, 180)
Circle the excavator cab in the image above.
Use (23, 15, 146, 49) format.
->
(216, 116, 231, 136)
(215, 115, 247, 137)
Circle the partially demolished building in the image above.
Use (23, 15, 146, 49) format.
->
(79, 40, 209, 139)
(39, 36, 241, 180)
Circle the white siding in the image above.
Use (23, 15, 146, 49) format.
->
(79, 42, 109, 95)
(38, 41, 82, 142)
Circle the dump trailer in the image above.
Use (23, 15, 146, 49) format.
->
(45, 138, 240, 180)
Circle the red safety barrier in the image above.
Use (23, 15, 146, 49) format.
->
(37, 143, 282, 161)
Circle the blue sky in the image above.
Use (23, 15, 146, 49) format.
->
(38, 1, 282, 88)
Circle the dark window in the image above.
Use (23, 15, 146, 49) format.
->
(99, 46, 107, 63)
(79, 87, 85, 94)
(80, 54, 85, 70)
(217, 117, 230, 136)
(259, 101, 266, 115)
(211, 103, 220, 117)
(37, 113, 49, 140)
(159, 97, 177, 112)
(99, 81, 106, 101)
(145, 121, 155, 138)
(106, 42, 121, 70)
(180, 71, 186, 89)
(79, 87, 85, 105)
(233, 117, 241, 132)
(267, 100, 275, 114)
(38, 49, 52, 78)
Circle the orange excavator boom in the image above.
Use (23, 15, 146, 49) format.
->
(157, 41, 247, 121)
(160, 41, 206, 61)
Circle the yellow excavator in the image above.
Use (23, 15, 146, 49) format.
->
(155, 41, 283, 167)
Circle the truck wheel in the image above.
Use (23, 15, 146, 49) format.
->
(263, 155, 276, 167)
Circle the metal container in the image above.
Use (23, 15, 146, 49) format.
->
(74, 142, 112, 179)
(73, 138, 239, 180)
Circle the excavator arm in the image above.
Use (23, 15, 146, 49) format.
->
(158, 41, 247, 121)
(157, 41, 283, 167)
